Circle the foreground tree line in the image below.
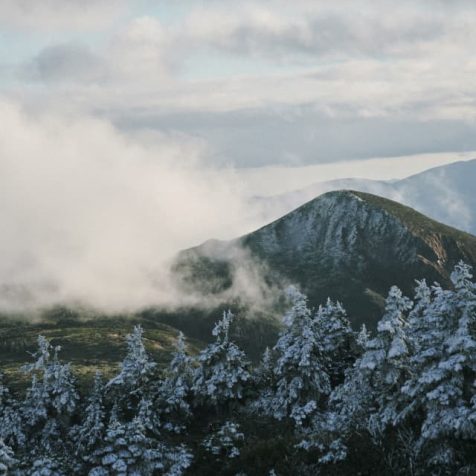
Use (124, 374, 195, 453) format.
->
(0, 263, 475, 475)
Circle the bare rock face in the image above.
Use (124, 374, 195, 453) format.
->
(174, 191, 476, 328)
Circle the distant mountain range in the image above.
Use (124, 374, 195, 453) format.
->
(253, 159, 476, 235)
(175, 190, 476, 328)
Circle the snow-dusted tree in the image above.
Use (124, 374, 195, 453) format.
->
(29, 455, 69, 476)
(360, 286, 413, 428)
(356, 324, 370, 351)
(314, 298, 356, 385)
(203, 421, 244, 459)
(70, 372, 106, 459)
(299, 344, 376, 464)
(253, 346, 274, 390)
(255, 287, 330, 426)
(401, 263, 476, 472)
(159, 332, 194, 433)
(0, 372, 24, 448)
(107, 325, 157, 407)
(21, 336, 78, 463)
(193, 311, 251, 407)
(22, 336, 78, 420)
(89, 410, 192, 476)
(0, 439, 16, 475)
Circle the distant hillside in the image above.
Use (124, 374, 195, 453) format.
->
(254, 159, 476, 234)
(175, 190, 476, 328)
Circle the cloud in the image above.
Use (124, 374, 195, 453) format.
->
(182, 2, 445, 61)
(21, 43, 107, 84)
(0, 98, 265, 312)
(0, 0, 128, 32)
(3, 0, 476, 169)
(113, 104, 476, 167)
(18, 17, 178, 87)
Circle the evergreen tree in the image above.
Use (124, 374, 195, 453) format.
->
(402, 263, 476, 472)
(0, 439, 16, 475)
(70, 372, 106, 459)
(89, 411, 191, 476)
(159, 332, 194, 433)
(29, 455, 68, 476)
(253, 346, 274, 392)
(192, 311, 251, 407)
(202, 421, 244, 459)
(107, 325, 157, 407)
(300, 342, 375, 464)
(314, 298, 356, 386)
(0, 372, 25, 448)
(360, 286, 413, 428)
(255, 287, 330, 426)
(21, 336, 78, 464)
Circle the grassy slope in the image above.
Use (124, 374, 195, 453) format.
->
(0, 312, 203, 390)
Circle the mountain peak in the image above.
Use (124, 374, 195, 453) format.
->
(175, 191, 476, 327)
(254, 158, 476, 235)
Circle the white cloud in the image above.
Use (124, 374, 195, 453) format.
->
(0, 98, 264, 312)
(21, 43, 108, 84)
(3, 0, 476, 168)
(0, 0, 128, 32)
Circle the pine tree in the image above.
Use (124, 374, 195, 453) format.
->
(402, 263, 476, 472)
(300, 343, 375, 463)
(0, 439, 16, 475)
(107, 325, 157, 407)
(159, 332, 194, 433)
(255, 287, 331, 426)
(253, 346, 274, 391)
(89, 411, 191, 476)
(0, 372, 25, 448)
(29, 455, 68, 476)
(192, 311, 251, 407)
(203, 421, 244, 459)
(21, 336, 78, 464)
(70, 372, 106, 459)
(360, 286, 413, 428)
(314, 298, 356, 386)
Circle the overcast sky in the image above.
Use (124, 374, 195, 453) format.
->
(2, 0, 476, 171)
(1, 0, 476, 311)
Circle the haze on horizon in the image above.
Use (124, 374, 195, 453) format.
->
(1, 0, 476, 311)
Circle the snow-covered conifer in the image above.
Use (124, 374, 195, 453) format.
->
(107, 325, 156, 403)
(0, 439, 16, 475)
(0, 373, 24, 448)
(22, 336, 78, 421)
(314, 298, 356, 385)
(21, 336, 78, 461)
(356, 324, 370, 351)
(203, 421, 244, 459)
(253, 346, 274, 389)
(159, 332, 194, 432)
(360, 286, 413, 427)
(70, 372, 106, 458)
(89, 411, 192, 476)
(402, 263, 476, 471)
(193, 311, 251, 406)
(255, 287, 330, 426)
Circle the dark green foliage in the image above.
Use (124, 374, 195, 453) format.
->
(1, 264, 476, 475)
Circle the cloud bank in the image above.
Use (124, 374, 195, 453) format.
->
(3, 0, 476, 168)
(0, 99, 264, 312)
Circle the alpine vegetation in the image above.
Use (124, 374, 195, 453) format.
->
(0, 263, 475, 475)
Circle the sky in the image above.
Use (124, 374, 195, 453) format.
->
(2, 0, 476, 172)
(1, 0, 476, 311)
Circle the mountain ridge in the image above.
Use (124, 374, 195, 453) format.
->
(175, 190, 476, 327)
(253, 159, 476, 235)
